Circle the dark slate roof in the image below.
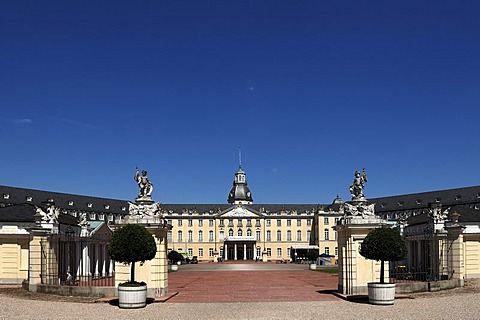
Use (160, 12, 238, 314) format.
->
(0, 185, 129, 215)
(0, 203, 79, 225)
(371, 185, 480, 213)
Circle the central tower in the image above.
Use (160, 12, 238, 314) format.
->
(227, 148, 253, 205)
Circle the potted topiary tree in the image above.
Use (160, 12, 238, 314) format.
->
(167, 250, 183, 271)
(359, 227, 407, 305)
(108, 224, 157, 309)
(307, 250, 320, 270)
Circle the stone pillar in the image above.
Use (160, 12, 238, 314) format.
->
(234, 243, 238, 260)
(244, 243, 247, 260)
(224, 243, 228, 261)
(114, 218, 171, 298)
(334, 216, 388, 295)
(446, 224, 465, 286)
(28, 230, 50, 289)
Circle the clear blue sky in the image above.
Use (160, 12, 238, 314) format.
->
(1, 1, 479, 204)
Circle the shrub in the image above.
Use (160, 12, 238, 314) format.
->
(359, 227, 407, 284)
(167, 250, 184, 264)
(108, 224, 157, 284)
(307, 250, 320, 263)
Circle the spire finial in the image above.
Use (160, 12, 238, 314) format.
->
(238, 147, 242, 169)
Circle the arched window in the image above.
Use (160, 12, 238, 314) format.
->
(209, 230, 214, 241)
(276, 230, 282, 241)
(228, 229, 234, 236)
(238, 229, 243, 236)
(198, 230, 203, 242)
(287, 230, 292, 241)
(266, 230, 271, 241)
(188, 230, 193, 242)
(247, 228, 252, 237)
(177, 231, 183, 242)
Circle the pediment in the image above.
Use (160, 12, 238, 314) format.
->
(218, 206, 263, 218)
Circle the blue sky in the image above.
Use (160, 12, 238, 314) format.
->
(1, 1, 479, 204)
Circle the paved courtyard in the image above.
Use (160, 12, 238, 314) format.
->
(167, 262, 339, 303)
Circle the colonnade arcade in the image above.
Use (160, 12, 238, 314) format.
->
(222, 236, 258, 260)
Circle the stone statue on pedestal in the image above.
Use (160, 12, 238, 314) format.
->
(349, 168, 368, 202)
(135, 167, 154, 202)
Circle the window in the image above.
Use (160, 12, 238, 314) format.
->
(228, 219, 233, 226)
(287, 230, 292, 241)
(188, 230, 193, 242)
(87, 203, 93, 208)
(177, 231, 183, 242)
(220, 248, 224, 257)
(307, 230, 311, 241)
(228, 229, 234, 237)
(209, 248, 214, 257)
(256, 219, 261, 227)
(334, 218, 339, 224)
(167, 219, 172, 225)
(277, 248, 282, 257)
(324, 217, 329, 225)
(219, 230, 224, 240)
(247, 229, 252, 237)
(188, 248, 193, 256)
(297, 219, 301, 227)
(209, 230, 214, 241)
(98, 214, 104, 221)
(287, 219, 291, 226)
(3, 194, 9, 200)
(167, 231, 172, 242)
(26, 196, 32, 202)
(307, 219, 311, 226)
(68, 200, 74, 206)
(256, 247, 261, 257)
(237, 229, 243, 236)
(104, 205, 110, 210)
(335, 247, 338, 256)
(266, 230, 271, 241)
(325, 247, 330, 255)
(198, 219, 203, 227)
(287, 248, 291, 257)
(209, 219, 214, 227)
(188, 219, 193, 227)
(276, 230, 282, 241)
(334, 231, 337, 240)
(247, 219, 252, 227)
(237, 218, 243, 226)
(219, 219, 225, 227)
(256, 230, 261, 241)
(198, 248, 203, 257)
(178, 220, 183, 226)
(266, 219, 271, 227)
(198, 231, 203, 242)
(276, 219, 281, 227)
(296, 230, 302, 241)
(267, 248, 272, 257)
(324, 229, 330, 240)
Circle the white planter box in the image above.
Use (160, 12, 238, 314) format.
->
(309, 263, 317, 270)
(118, 284, 147, 309)
(368, 283, 396, 305)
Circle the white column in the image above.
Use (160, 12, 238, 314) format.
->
(82, 244, 89, 277)
(243, 243, 247, 260)
(224, 243, 228, 261)
(253, 245, 256, 261)
(234, 243, 238, 260)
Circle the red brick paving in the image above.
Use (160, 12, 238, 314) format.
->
(168, 265, 339, 303)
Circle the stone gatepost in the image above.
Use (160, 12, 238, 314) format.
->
(113, 167, 171, 298)
(334, 215, 387, 295)
(445, 213, 465, 287)
(333, 168, 388, 295)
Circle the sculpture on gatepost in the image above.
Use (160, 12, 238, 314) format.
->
(134, 166, 154, 203)
(343, 168, 376, 219)
(349, 168, 368, 202)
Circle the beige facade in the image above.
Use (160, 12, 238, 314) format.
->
(164, 205, 342, 262)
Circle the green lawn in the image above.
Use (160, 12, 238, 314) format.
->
(315, 267, 338, 274)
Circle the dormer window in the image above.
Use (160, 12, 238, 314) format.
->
(87, 203, 93, 208)
(121, 206, 126, 211)
(416, 199, 422, 205)
(47, 199, 54, 202)
(455, 195, 462, 201)
(26, 196, 32, 202)
(398, 201, 404, 207)
(3, 194, 9, 200)
(104, 205, 110, 210)
(380, 203, 387, 208)
(434, 197, 441, 203)
(68, 201, 74, 206)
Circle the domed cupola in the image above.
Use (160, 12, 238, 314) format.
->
(227, 149, 253, 205)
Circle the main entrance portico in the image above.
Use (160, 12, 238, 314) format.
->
(223, 236, 256, 260)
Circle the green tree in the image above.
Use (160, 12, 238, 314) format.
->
(108, 224, 156, 284)
(359, 227, 407, 284)
(167, 250, 184, 264)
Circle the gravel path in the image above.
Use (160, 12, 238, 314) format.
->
(1, 282, 480, 320)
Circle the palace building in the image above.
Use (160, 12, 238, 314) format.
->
(1, 162, 480, 285)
